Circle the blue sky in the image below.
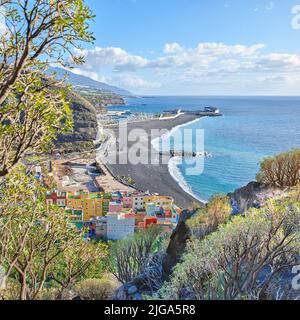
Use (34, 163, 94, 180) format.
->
(71, 0, 300, 95)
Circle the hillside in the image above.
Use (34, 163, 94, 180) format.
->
(55, 90, 98, 148)
(75, 87, 125, 107)
(113, 149, 300, 300)
(48, 67, 132, 96)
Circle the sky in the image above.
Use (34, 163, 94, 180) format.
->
(70, 1, 300, 95)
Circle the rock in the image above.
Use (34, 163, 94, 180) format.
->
(127, 285, 138, 295)
(162, 209, 197, 277)
(56, 91, 98, 145)
(114, 287, 127, 301)
(132, 293, 143, 300)
(228, 181, 286, 214)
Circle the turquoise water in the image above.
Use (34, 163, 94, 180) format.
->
(109, 96, 300, 201)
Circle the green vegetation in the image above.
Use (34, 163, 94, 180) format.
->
(152, 151, 300, 300)
(74, 276, 120, 300)
(187, 194, 231, 239)
(257, 149, 300, 188)
(158, 191, 300, 300)
(0, 0, 94, 177)
(0, 167, 108, 300)
(54, 141, 96, 154)
(55, 90, 99, 146)
(75, 87, 124, 106)
(109, 226, 162, 284)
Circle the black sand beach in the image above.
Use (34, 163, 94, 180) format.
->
(105, 114, 205, 208)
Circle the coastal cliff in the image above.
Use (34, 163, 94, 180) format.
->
(56, 91, 98, 145)
(113, 181, 288, 300)
(163, 181, 286, 277)
(228, 181, 287, 214)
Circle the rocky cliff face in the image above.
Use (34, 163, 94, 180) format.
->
(228, 181, 286, 214)
(113, 182, 290, 300)
(162, 209, 197, 276)
(161, 182, 283, 281)
(56, 91, 98, 144)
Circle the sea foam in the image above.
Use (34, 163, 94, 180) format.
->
(151, 117, 208, 204)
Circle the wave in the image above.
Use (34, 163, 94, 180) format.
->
(168, 157, 208, 204)
(151, 117, 206, 151)
(151, 117, 208, 204)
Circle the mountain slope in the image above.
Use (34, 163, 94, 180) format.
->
(55, 90, 98, 146)
(49, 67, 132, 96)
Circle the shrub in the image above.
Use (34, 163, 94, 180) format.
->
(257, 149, 300, 188)
(75, 277, 119, 300)
(187, 194, 231, 239)
(109, 226, 162, 284)
(159, 197, 300, 300)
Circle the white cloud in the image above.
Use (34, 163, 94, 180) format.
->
(163, 42, 184, 54)
(71, 41, 300, 94)
(110, 74, 162, 91)
(75, 42, 266, 74)
(74, 46, 149, 72)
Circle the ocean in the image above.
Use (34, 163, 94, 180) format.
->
(109, 96, 300, 202)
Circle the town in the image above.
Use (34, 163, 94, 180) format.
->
(46, 189, 182, 241)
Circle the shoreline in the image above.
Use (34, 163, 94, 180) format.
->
(151, 117, 209, 204)
(100, 113, 207, 208)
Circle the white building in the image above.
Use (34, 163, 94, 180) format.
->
(132, 195, 145, 211)
(106, 213, 135, 240)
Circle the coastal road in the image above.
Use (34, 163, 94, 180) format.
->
(101, 114, 206, 208)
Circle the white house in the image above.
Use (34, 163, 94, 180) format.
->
(131, 195, 145, 211)
(106, 213, 135, 240)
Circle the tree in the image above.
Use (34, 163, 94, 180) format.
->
(0, 167, 107, 300)
(0, 70, 73, 176)
(0, 0, 94, 177)
(257, 149, 300, 188)
(49, 241, 107, 300)
(109, 226, 161, 284)
(159, 197, 300, 300)
(0, 0, 94, 104)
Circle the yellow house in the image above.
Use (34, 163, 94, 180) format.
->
(143, 195, 174, 208)
(66, 192, 112, 222)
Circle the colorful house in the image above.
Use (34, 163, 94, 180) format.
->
(65, 208, 83, 224)
(145, 202, 156, 216)
(66, 191, 112, 222)
(122, 194, 132, 208)
(143, 195, 174, 208)
(132, 194, 145, 211)
(144, 216, 158, 228)
(109, 201, 124, 213)
(111, 191, 123, 202)
(46, 189, 180, 233)
(46, 191, 67, 207)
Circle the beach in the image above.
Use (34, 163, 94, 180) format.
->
(101, 113, 205, 208)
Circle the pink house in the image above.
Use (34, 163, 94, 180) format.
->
(109, 202, 124, 213)
(122, 196, 132, 208)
